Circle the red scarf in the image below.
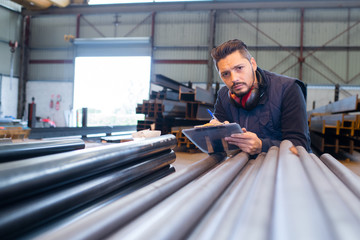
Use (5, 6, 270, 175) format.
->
(230, 85, 254, 108)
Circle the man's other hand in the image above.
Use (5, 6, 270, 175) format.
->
(225, 128, 262, 155)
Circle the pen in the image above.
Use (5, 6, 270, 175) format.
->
(207, 109, 218, 121)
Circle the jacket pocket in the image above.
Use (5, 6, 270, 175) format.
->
(258, 111, 280, 139)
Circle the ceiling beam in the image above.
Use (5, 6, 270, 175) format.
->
(22, 1, 360, 16)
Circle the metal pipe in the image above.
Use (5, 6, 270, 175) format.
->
(189, 153, 266, 240)
(4, 139, 359, 240)
(0, 150, 176, 239)
(0, 139, 85, 162)
(107, 152, 249, 240)
(310, 153, 360, 219)
(320, 153, 360, 199)
(0, 134, 176, 203)
(36, 152, 227, 240)
(29, 165, 175, 239)
(271, 140, 333, 240)
(298, 147, 360, 239)
(228, 147, 278, 239)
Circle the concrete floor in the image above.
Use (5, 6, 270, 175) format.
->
(172, 151, 208, 171)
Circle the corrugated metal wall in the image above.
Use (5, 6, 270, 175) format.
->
(26, 7, 360, 85)
(0, 6, 22, 77)
(29, 16, 76, 82)
(0, 3, 359, 120)
(0, 5, 22, 118)
(154, 11, 209, 83)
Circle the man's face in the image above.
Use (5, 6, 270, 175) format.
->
(217, 51, 257, 96)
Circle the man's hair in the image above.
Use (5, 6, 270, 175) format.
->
(211, 39, 252, 70)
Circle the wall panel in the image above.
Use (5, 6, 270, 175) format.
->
(31, 16, 77, 48)
(0, 7, 22, 76)
(155, 11, 209, 46)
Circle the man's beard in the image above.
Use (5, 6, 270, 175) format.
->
(230, 73, 256, 97)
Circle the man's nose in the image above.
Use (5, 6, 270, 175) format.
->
(231, 72, 238, 83)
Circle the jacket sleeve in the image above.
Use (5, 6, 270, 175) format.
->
(213, 87, 231, 122)
(260, 138, 281, 153)
(280, 81, 311, 151)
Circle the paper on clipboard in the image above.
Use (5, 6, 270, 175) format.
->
(182, 123, 243, 153)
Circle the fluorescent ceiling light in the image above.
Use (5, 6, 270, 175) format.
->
(72, 37, 151, 45)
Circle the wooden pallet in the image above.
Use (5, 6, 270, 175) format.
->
(0, 127, 30, 139)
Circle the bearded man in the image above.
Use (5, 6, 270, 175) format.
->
(211, 39, 311, 155)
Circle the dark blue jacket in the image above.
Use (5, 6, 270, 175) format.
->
(214, 67, 311, 153)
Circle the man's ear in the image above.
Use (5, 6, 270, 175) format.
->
(250, 57, 257, 70)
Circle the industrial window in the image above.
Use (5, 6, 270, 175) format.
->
(73, 56, 150, 127)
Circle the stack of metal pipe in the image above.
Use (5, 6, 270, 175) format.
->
(0, 134, 178, 239)
(33, 140, 360, 240)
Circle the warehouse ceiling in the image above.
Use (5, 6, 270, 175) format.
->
(3, 0, 360, 15)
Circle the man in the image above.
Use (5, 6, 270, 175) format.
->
(211, 39, 311, 155)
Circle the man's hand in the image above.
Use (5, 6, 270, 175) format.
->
(225, 128, 262, 155)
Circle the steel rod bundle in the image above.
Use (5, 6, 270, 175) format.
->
(107, 152, 249, 240)
(320, 153, 360, 199)
(191, 147, 278, 240)
(0, 139, 86, 162)
(29, 165, 176, 239)
(271, 140, 333, 240)
(36, 152, 227, 240)
(0, 150, 176, 239)
(0, 134, 176, 203)
(297, 147, 360, 239)
(188, 153, 266, 240)
(5, 139, 360, 240)
(309, 154, 360, 218)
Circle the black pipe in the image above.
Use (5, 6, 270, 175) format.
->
(0, 139, 85, 162)
(0, 134, 177, 203)
(0, 150, 176, 239)
(36, 152, 227, 240)
(27, 165, 175, 239)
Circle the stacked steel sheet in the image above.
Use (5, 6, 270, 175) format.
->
(0, 134, 177, 239)
(137, 74, 213, 134)
(32, 140, 360, 240)
(308, 95, 360, 154)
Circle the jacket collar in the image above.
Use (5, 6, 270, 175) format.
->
(256, 67, 268, 105)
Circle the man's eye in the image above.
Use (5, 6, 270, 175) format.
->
(222, 72, 229, 78)
(236, 66, 243, 70)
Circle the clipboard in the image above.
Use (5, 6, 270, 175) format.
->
(182, 123, 243, 153)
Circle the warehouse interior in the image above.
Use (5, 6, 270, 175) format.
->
(1, 0, 360, 239)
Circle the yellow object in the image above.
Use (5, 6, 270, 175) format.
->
(64, 34, 75, 42)
(11, 0, 70, 10)
(49, 0, 70, 7)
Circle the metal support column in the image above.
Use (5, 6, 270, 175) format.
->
(206, 10, 216, 91)
(17, 15, 30, 119)
(299, 8, 305, 81)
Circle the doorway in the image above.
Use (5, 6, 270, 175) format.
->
(73, 56, 151, 126)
